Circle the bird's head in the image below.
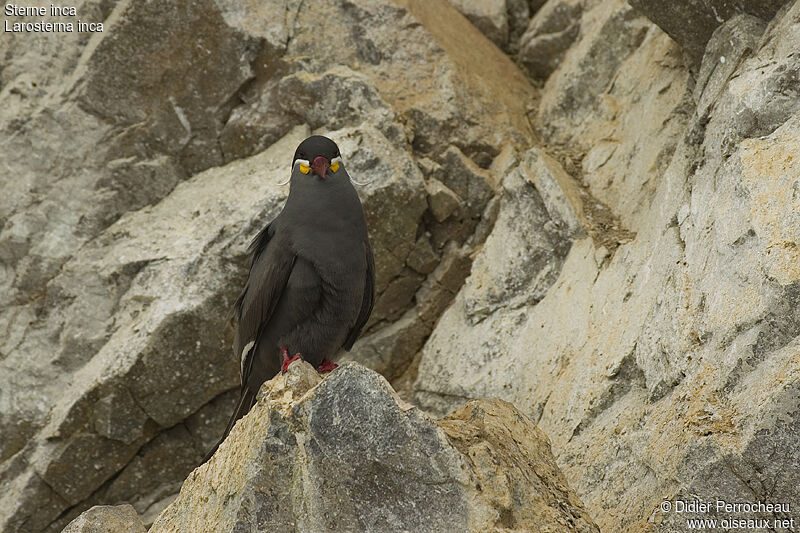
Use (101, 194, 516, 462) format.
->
(292, 135, 342, 180)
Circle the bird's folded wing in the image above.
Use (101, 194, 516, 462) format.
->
(343, 239, 375, 350)
(234, 228, 296, 382)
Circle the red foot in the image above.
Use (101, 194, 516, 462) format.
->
(318, 359, 338, 372)
(280, 345, 302, 372)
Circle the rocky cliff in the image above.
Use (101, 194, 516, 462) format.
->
(1, 0, 799, 531)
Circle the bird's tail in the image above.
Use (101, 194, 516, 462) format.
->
(201, 386, 257, 464)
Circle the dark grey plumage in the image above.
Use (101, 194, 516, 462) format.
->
(205, 135, 374, 461)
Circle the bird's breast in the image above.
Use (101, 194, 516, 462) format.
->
(281, 180, 369, 282)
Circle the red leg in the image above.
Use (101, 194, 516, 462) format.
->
(318, 359, 338, 372)
(280, 345, 302, 372)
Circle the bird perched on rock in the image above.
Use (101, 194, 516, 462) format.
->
(205, 135, 374, 461)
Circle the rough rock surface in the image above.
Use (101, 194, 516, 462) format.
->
(628, 0, 791, 66)
(448, 0, 511, 49)
(517, 0, 584, 81)
(3, 0, 800, 532)
(61, 505, 145, 533)
(0, 0, 534, 531)
(417, 1, 800, 532)
(446, 0, 533, 52)
(150, 361, 599, 532)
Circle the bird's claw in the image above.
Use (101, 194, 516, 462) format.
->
(318, 359, 338, 372)
(280, 345, 303, 372)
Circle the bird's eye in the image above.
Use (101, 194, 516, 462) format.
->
(330, 156, 342, 173)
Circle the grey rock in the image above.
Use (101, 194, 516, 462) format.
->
(693, 15, 766, 117)
(628, 0, 790, 67)
(447, 0, 510, 48)
(345, 128, 429, 281)
(426, 177, 462, 222)
(183, 389, 240, 459)
(406, 234, 440, 275)
(11, 0, 800, 532)
(92, 389, 149, 445)
(140, 494, 178, 529)
(345, 242, 473, 381)
(520, 147, 586, 237)
(150, 361, 599, 532)
(0, 0, 268, 470)
(341, 310, 430, 381)
(416, 242, 475, 326)
(437, 145, 496, 215)
(36, 433, 150, 507)
(61, 505, 145, 533)
(74, 0, 263, 174)
(371, 268, 426, 325)
(220, 67, 397, 163)
(528, 0, 548, 15)
(343, 145, 518, 386)
(97, 424, 204, 518)
(537, 0, 690, 233)
(469, 195, 502, 248)
(447, 0, 532, 52)
(538, 0, 651, 143)
(517, 0, 584, 81)
(424, 145, 500, 254)
(506, 0, 533, 52)
(460, 167, 571, 324)
(0, 123, 426, 530)
(414, 161, 572, 413)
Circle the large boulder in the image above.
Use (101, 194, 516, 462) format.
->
(150, 361, 599, 532)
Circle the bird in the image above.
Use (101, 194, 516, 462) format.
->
(204, 135, 375, 462)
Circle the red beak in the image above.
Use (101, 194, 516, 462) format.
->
(311, 156, 330, 179)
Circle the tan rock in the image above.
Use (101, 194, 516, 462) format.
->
(61, 505, 145, 533)
(519, 147, 587, 237)
(440, 399, 600, 533)
(406, 234, 440, 274)
(426, 177, 462, 222)
(416, 4, 800, 533)
(150, 362, 599, 532)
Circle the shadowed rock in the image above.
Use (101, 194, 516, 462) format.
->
(628, 0, 790, 67)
